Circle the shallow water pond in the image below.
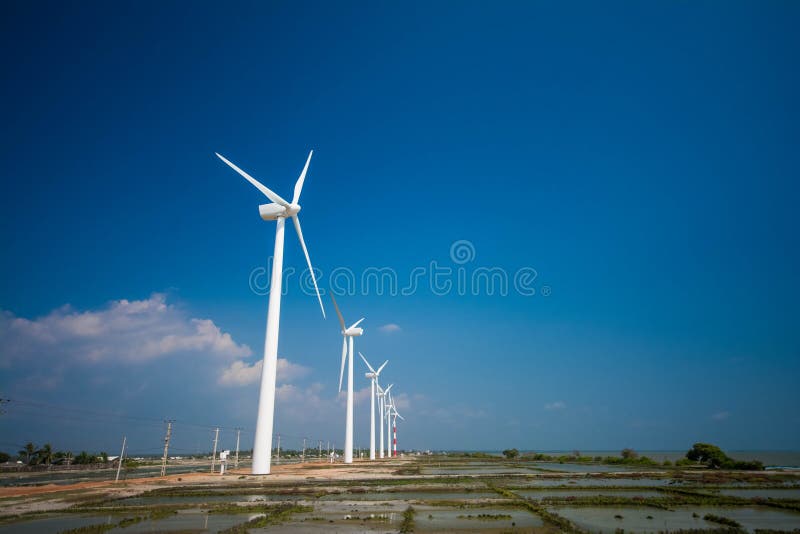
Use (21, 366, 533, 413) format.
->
(118, 510, 247, 533)
(552, 505, 800, 533)
(526, 462, 654, 473)
(508, 477, 675, 488)
(684, 506, 800, 532)
(422, 466, 533, 475)
(703, 488, 800, 499)
(517, 489, 663, 499)
(415, 506, 543, 532)
(0, 514, 116, 534)
(117, 493, 304, 505)
(552, 506, 711, 533)
(318, 491, 499, 501)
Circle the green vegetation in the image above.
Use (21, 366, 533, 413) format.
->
(621, 448, 638, 460)
(687, 443, 765, 470)
(395, 465, 422, 475)
(116, 516, 145, 528)
(0, 451, 10, 463)
(703, 513, 742, 528)
(210, 503, 311, 515)
(217, 504, 313, 533)
(399, 505, 416, 533)
(457, 513, 513, 520)
(502, 448, 519, 459)
(58, 524, 115, 534)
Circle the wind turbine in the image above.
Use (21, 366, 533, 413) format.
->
(216, 150, 325, 475)
(391, 403, 405, 457)
(384, 389, 394, 459)
(359, 352, 387, 460)
(331, 295, 364, 464)
(378, 383, 393, 459)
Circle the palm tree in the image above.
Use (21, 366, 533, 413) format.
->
(18, 442, 36, 465)
(74, 451, 94, 465)
(37, 443, 54, 466)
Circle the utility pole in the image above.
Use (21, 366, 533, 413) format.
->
(234, 428, 241, 469)
(276, 434, 281, 464)
(160, 420, 173, 477)
(327, 440, 330, 456)
(114, 436, 126, 482)
(318, 440, 322, 460)
(211, 427, 220, 474)
(302, 438, 306, 463)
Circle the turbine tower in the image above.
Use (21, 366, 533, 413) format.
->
(359, 352, 387, 461)
(332, 295, 364, 464)
(216, 150, 325, 475)
(380, 384, 393, 459)
(391, 404, 405, 457)
(385, 390, 393, 459)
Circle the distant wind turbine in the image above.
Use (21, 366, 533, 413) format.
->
(359, 352, 387, 461)
(332, 295, 364, 464)
(216, 150, 325, 475)
(379, 383, 393, 459)
(391, 403, 404, 457)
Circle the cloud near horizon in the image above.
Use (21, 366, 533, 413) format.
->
(218, 358, 311, 387)
(0, 294, 251, 368)
(544, 401, 566, 411)
(378, 323, 401, 333)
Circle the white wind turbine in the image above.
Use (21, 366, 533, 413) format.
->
(216, 150, 325, 475)
(331, 295, 364, 464)
(359, 352, 387, 461)
(378, 383, 393, 459)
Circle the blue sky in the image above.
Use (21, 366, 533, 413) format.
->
(1, 1, 798, 456)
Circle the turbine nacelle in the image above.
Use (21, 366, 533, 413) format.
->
(344, 326, 364, 337)
(258, 202, 301, 221)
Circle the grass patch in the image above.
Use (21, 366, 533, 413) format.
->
(58, 524, 115, 534)
(399, 505, 416, 533)
(217, 503, 313, 533)
(117, 516, 145, 528)
(457, 513, 513, 520)
(703, 513, 742, 528)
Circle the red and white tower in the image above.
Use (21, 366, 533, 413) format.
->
(392, 421, 397, 457)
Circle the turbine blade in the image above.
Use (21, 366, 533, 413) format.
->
(359, 352, 376, 374)
(291, 215, 325, 318)
(215, 153, 290, 207)
(338, 337, 347, 392)
(396, 413, 405, 421)
(331, 295, 346, 332)
(384, 384, 393, 395)
(292, 150, 313, 205)
(348, 317, 365, 330)
(376, 360, 388, 375)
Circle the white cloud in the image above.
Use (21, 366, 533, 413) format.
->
(378, 323, 401, 333)
(218, 357, 311, 387)
(711, 411, 730, 421)
(544, 401, 566, 411)
(0, 294, 251, 368)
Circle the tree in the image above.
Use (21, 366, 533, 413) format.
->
(18, 442, 36, 465)
(685, 443, 763, 471)
(0, 452, 10, 463)
(37, 443, 54, 466)
(686, 443, 728, 469)
(621, 448, 638, 460)
(502, 448, 519, 459)
(100, 451, 109, 463)
(74, 451, 94, 465)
